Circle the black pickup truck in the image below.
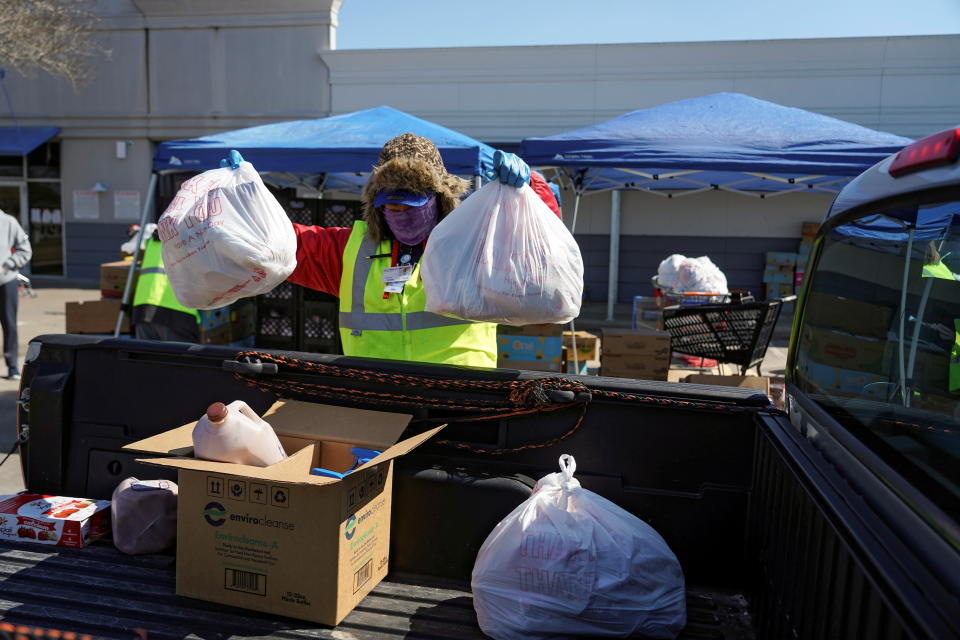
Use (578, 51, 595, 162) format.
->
(3, 129, 960, 640)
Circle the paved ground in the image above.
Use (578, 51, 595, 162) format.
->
(0, 284, 101, 495)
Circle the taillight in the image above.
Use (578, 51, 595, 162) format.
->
(888, 128, 960, 177)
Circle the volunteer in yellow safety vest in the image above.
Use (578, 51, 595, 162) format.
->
(221, 134, 560, 367)
(132, 233, 200, 342)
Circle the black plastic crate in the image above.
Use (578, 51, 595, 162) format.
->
(319, 200, 361, 227)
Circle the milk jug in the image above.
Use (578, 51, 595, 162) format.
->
(192, 400, 287, 466)
(111, 477, 178, 555)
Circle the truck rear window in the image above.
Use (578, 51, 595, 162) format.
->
(793, 200, 960, 518)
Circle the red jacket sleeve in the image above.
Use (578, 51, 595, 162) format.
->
(530, 171, 562, 218)
(287, 224, 353, 297)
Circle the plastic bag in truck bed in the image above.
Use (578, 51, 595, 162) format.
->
(158, 162, 296, 309)
(421, 181, 583, 325)
(472, 455, 686, 640)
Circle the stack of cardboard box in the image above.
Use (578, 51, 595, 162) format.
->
(795, 221, 819, 294)
(65, 260, 139, 334)
(763, 251, 797, 300)
(562, 330, 599, 374)
(497, 325, 564, 372)
(599, 329, 671, 380)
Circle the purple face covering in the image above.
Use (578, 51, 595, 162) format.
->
(382, 194, 438, 245)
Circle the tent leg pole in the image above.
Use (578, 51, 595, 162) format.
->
(606, 190, 621, 322)
(569, 191, 583, 373)
(115, 173, 158, 338)
(474, 175, 481, 191)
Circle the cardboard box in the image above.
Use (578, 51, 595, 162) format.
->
(231, 299, 257, 341)
(100, 260, 138, 299)
(801, 327, 886, 372)
(199, 324, 232, 346)
(600, 353, 670, 380)
(498, 324, 564, 338)
(765, 283, 794, 300)
(0, 494, 110, 547)
(762, 266, 795, 284)
(765, 251, 798, 267)
(497, 334, 563, 372)
(795, 355, 889, 399)
(682, 374, 771, 395)
(801, 221, 820, 238)
(601, 329, 671, 356)
(562, 331, 599, 361)
(65, 299, 130, 334)
(125, 400, 439, 626)
(804, 292, 893, 338)
(199, 306, 232, 330)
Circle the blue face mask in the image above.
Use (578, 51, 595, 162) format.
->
(382, 194, 438, 245)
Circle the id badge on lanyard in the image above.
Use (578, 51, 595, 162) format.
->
(383, 265, 414, 293)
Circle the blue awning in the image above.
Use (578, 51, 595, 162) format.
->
(0, 126, 59, 155)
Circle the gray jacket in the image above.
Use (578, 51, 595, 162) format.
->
(0, 213, 31, 286)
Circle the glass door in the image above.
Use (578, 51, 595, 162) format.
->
(0, 184, 28, 274)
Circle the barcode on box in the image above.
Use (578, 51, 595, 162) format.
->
(353, 559, 372, 593)
(225, 568, 267, 596)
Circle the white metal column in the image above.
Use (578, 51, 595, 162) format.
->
(606, 190, 621, 321)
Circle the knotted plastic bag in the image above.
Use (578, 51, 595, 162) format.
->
(111, 477, 178, 555)
(421, 182, 583, 325)
(471, 455, 686, 640)
(158, 162, 297, 309)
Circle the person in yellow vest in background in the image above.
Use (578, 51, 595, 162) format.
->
(133, 230, 200, 342)
(218, 135, 560, 367)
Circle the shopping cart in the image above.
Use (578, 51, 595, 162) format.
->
(661, 295, 794, 375)
(16, 273, 36, 298)
(651, 276, 753, 308)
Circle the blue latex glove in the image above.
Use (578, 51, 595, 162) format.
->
(219, 149, 244, 169)
(486, 150, 530, 188)
(548, 181, 563, 207)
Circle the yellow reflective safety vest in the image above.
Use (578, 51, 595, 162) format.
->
(338, 221, 497, 367)
(133, 238, 200, 321)
(921, 260, 958, 281)
(951, 319, 960, 394)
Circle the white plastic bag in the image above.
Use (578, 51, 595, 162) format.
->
(421, 182, 583, 325)
(675, 256, 728, 294)
(472, 455, 686, 640)
(158, 162, 297, 309)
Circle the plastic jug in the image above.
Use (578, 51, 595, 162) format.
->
(192, 400, 287, 467)
(111, 477, 178, 555)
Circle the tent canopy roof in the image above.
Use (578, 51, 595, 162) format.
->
(519, 93, 912, 195)
(0, 126, 59, 156)
(154, 106, 495, 189)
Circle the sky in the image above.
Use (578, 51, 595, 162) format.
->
(336, 0, 960, 49)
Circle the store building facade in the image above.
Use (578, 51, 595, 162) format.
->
(1, 0, 957, 299)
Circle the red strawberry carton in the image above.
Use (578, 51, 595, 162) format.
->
(0, 494, 110, 548)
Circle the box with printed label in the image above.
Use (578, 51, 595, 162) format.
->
(765, 252, 798, 267)
(199, 306, 232, 330)
(801, 326, 887, 372)
(497, 334, 563, 372)
(100, 260, 138, 299)
(804, 292, 893, 338)
(0, 494, 110, 547)
(562, 331, 599, 362)
(601, 329, 671, 356)
(762, 266, 794, 284)
(125, 400, 439, 626)
(497, 324, 564, 338)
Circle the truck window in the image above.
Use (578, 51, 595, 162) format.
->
(793, 200, 960, 519)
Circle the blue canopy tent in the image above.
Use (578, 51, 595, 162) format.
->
(115, 106, 496, 336)
(153, 105, 496, 193)
(519, 92, 913, 318)
(0, 126, 59, 155)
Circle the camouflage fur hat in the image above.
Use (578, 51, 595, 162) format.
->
(362, 133, 470, 244)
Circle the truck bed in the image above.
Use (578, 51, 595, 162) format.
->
(0, 537, 753, 640)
